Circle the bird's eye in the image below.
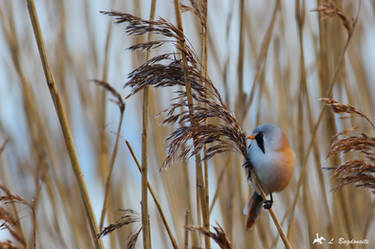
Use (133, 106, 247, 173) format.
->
(255, 133, 265, 153)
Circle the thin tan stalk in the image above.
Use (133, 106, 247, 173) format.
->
(173, 1, 210, 248)
(99, 109, 125, 230)
(200, 1, 211, 247)
(98, 14, 113, 186)
(94, 11, 115, 237)
(98, 13, 116, 248)
(184, 210, 190, 249)
(242, 0, 281, 121)
(25, 1, 104, 249)
(236, 0, 245, 120)
(125, 141, 179, 249)
(141, 1, 157, 248)
(232, 0, 245, 242)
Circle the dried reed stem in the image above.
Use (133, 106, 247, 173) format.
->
(99, 109, 125, 230)
(236, 0, 245, 118)
(98, 14, 114, 233)
(200, 1, 210, 246)
(125, 141, 179, 249)
(25, 1, 104, 249)
(141, 1, 157, 248)
(92, 80, 126, 233)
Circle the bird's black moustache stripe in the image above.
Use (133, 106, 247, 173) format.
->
(255, 133, 265, 153)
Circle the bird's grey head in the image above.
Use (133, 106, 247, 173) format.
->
(251, 124, 290, 153)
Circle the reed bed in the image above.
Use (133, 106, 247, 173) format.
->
(0, 0, 374, 249)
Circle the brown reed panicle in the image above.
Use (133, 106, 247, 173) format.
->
(186, 224, 232, 249)
(101, 11, 249, 168)
(97, 209, 139, 239)
(312, 1, 354, 35)
(322, 98, 375, 193)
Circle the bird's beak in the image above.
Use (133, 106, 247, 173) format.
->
(247, 135, 255, 140)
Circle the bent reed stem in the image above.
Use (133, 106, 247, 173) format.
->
(126, 141, 179, 249)
(25, 1, 104, 249)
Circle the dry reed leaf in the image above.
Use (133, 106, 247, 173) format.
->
(92, 80, 125, 112)
(102, 11, 249, 168)
(186, 224, 232, 249)
(96, 209, 139, 238)
(126, 227, 142, 249)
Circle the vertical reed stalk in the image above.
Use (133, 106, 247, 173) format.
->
(173, 1, 210, 248)
(141, 1, 157, 248)
(200, 1, 211, 248)
(25, 1, 104, 249)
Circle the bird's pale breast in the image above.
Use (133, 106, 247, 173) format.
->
(248, 147, 295, 194)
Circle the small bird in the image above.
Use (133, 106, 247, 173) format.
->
(244, 124, 295, 229)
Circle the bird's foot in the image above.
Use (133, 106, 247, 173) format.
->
(263, 199, 273, 209)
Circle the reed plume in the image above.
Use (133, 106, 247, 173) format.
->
(323, 98, 375, 193)
(101, 11, 249, 168)
(96, 209, 139, 239)
(97, 209, 142, 249)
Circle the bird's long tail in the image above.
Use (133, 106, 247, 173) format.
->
(245, 192, 264, 230)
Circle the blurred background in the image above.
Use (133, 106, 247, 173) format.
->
(0, 0, 374, 248)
